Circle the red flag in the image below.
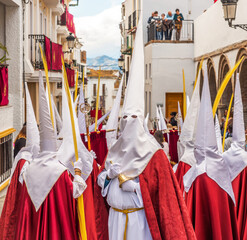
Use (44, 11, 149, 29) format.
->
(0, 67, 9, 106)
(45, 36, 51, 70)
(52, 42, 62, 71)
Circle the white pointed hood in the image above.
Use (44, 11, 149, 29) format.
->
(144, 113, 150, 134)
(215, 114, 223, 154)
(89, 111, 111, 132)
(186, 95, 190, 112)
(159, 106, 167, 131)
(11, 83, 40, 178)
(78, 84, 87, 134)
(177, 75, 200, 165)
(223, 74, 247, 181)
(177, 101, 183, 131)
(156, 106, 161, 130)
(106, 77, 123, 148)
(105, 14, 160, 178)
(38, 71, 57, 152)
(23, 72, 66, 211)
(183, 68, 235, 203)
(51, 96, 62, 134)
(58, 79, 93, 180)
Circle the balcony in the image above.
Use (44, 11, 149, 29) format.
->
(147, 20, 194, 44)
(52, 0, 65, 16)
(28, 34, 62, 71)
(43, 0, 61, 8)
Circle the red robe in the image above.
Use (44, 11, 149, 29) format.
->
(15, 171, 79, 240)
(186, 173, 239, 240)
(0, 159, 26, 240)
(83, 160, 99, 240)
(175, 161, 191, 193)
(95, 149, 196, 240)
(232, 168, 247, 240)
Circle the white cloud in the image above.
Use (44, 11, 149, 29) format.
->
(74, 5, 121, 59)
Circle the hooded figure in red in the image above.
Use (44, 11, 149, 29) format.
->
(0, 82, 40, 240)
(183, 68, 239, 240)
(175, 70, 201, 193)
(223, 74, 247, 239)
(95, 8, 196, 240)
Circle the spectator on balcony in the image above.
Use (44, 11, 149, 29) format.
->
(156, 19, 163, 40)
(147, 12, 155, 24)
(164, 11, 174, 40)
(173, 9, 184, 41)
(162, 13, 174, 40)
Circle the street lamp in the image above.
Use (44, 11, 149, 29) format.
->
(66, 33, 75, 51)
(221, 0, 247, 31)
(118, 56, 124, 70)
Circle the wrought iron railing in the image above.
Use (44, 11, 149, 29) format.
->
(147, 20, 194, 42)
(28, 34, 46, 70)
(0, 134, 12, 183)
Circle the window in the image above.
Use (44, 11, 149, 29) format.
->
(30, 1, 33, 34)
(145, 91, 147, 115)
(149, 63, 152, 78)
(102, 84, 106, 96)
(133, 0, 136, 11)
(44, 17, 47, 35)
(145, 64, 148, 79)
(149, 92, 151, 115)
(93, 84, 96, 96)
(0, 134, 13, 183)
(40, 13, 43, 34)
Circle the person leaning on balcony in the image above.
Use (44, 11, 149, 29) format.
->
(14, 123, 26, 158)
(156, 19, 163, 40)
(165, 11, 174, 40)
(173, 9, 184, 41)
(147, 12, 155, 24)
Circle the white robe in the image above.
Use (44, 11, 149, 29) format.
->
(98, 170, 152, 240)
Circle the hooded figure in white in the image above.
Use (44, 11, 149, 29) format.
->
(176, 73, 200, 167)
(97, 11, 160, 240)
(183, 68, 235, 203)
(223, 74, 247, 181)
(11, 82, 40, 181)
(23, 72, 87, 211)
(106, 76, 124, 149)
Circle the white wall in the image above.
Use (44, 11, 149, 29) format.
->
(87, 77, 116, 113)
(143, 0, 212, 42)
(145, 42, 194, 118)
(194, 0, 247, 58)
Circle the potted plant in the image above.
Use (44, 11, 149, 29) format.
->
(0, 42, 10, 64)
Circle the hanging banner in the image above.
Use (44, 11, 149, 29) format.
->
(0, 67, 9, 106)
(45, 36, 51, 70)
(52, 42, 62, 71)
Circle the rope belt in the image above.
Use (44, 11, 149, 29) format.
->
(112, 207, 144, 240)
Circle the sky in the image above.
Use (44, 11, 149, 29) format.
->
(70, 0, 123, 59)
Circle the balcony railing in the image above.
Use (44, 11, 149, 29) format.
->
(29, 34, 46, 70)
(0, 134, 12, 184)
(147, 20, 194, 43)
(29, 34, 63, 71)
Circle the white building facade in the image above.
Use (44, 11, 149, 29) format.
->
(120, 0, 213, 120)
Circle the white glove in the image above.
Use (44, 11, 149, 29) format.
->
(73, 175, 87, 198)
(90, 150, 97, 159)
(121, 180, 139, 193)
(74, 158, 83, 172)
(107, 163, 121, 179)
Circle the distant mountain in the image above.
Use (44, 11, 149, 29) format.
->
(87, 55, 119, 70)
